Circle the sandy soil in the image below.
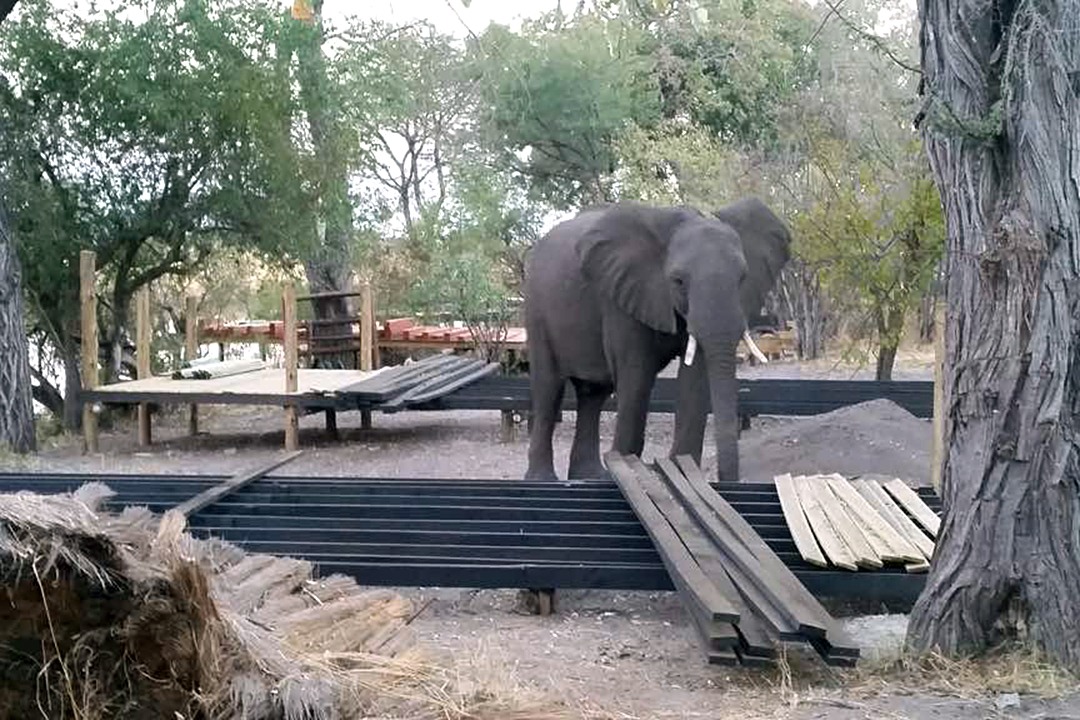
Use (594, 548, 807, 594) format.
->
(5, 351, 1078, 719)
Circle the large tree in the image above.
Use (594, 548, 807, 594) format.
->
(0, 0, 33, 453)
(906, 0, 1080, 666)
(2, 0, 308, 422)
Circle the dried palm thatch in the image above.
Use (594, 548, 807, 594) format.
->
(0, 483, 577, 720)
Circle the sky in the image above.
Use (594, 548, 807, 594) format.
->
(322, 0, 561, 37)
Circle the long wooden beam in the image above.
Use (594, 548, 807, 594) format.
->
(172, 450, 303, 518)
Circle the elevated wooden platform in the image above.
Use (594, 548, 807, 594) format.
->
(83, 367, 387, 408)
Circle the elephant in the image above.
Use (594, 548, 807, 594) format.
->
(523, 196, 791, 482)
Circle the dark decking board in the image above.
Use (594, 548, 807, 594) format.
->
(607, 455, 867, 667)
(657, 458, 816, 640)
(606, 454, 741, 625)
(674, 457, 860, 657)
(0, 472, 937, 613)
(636, 460, 780, 657)
(418, 376, 934, 419)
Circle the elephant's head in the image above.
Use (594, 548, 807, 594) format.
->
(575, 197, 791, 480)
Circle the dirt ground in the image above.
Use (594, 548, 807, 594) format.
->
(5, 350, 1079, 718)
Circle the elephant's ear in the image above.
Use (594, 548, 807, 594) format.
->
(574, 205, 679, 334)
(714, 197, 792, 319)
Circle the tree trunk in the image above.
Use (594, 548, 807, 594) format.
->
(907, 0, 1080, 667)
(294, 0, 355, 369)
(778, 262, 826, 360)
(0, 198, 36, 453)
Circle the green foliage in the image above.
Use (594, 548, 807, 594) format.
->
(792, 134, 944, 370)
(2, 0, 311, 387)
(469, 13, 661, 207)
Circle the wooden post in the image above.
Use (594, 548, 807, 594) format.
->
(136, 286, 152, 447)
(360, 280, 374, 371)
(282, 283, 299, 451)
(500, 409, 516, 443)
(360, 280, 374, 430)
(185, 294, 199, 435)
(931, 304, 946, 493)
(80, 251, 100, 454)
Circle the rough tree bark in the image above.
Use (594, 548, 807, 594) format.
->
(907, 0, 1080, 667)
(778, 262, 826, 360)
(293, 0, 354, 368)
(0, 196, 36, 453)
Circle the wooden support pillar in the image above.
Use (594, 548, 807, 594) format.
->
(283, 283, 299, 451)
(500, 409, 516, 443)
(931, 304, 946, 493)
(360, 280, 374, 372)
(185, 294, 199, 435)
(136, 286, 152, 447)
(359, 279, 374, 431)
(80, 251, 99, 454)
(325, 409, 338, 439)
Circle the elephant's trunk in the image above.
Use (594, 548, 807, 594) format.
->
(705, 343, 740, 483)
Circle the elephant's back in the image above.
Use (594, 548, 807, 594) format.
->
(525, 212, 611, 381)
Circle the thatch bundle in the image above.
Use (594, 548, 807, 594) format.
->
(0, 483, 576, 720)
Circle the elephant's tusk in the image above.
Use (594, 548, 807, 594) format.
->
(743, 329, 769, 364)
(684, 334, 698, 366)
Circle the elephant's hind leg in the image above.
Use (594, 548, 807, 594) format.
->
(568, 379, 611, 480)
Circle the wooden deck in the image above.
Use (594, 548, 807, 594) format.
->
(83, 367, 388, 407)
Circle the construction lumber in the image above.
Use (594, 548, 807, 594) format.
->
(824, 474, 922, 564)
(136, 286, 152, 447)
(172, 451, 303, 518)
(807, 475, 882, 569)
(674, 457, 860, 660)
(185, 294, 199, 435)
(80, 250, 99, 453)
(283, 283, 299, 451)
(635, 459, 775, 657)
(654, 458, 802, 640)
(853, 479, 935, 560)
(883, 478, 942, 537)
(605, 453, 740, 626)
(773, 473, 828, 567)
(791, 476, 859, 571)
(172, 359, 266, 380)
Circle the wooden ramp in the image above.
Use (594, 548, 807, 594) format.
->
(606, 453, 860, 668)
(776, 474, 940, 573)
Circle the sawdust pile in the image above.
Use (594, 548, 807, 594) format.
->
(738, 399, 932, 485)
(0, 483, 575, 720)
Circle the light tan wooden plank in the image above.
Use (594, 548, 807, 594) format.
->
(80, 250, 99, 453)
(136, 286, 152, 447)
(791, 475, 859, 571)
(824, 474, 922, 564)
(808, 475, 882, 569)
(853, 480, 935, 560)
(883, 478, 941, 537)
(773, 473, 828, 567)
(931, 305, 945, 492)
(283, 283, 299, 451)
(905, 560, 930, 573)
(87, 367, 386, 399)
(185, 294, 199, 434)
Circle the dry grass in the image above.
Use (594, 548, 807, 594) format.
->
(0, 485, 580, 720)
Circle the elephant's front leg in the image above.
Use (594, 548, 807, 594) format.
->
(670, 345, 710, 464)
(568, 379, 611, 479)
(610, 367, 656, 458)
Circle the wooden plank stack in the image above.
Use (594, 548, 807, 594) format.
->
(606, 452, 860, 668)
(776, 473, 939, 573)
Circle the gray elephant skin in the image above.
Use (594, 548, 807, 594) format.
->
(523, 197, 791, 482)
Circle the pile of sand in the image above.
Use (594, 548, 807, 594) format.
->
(0, 483, 574, 720)
(737, 399, 933, 485)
